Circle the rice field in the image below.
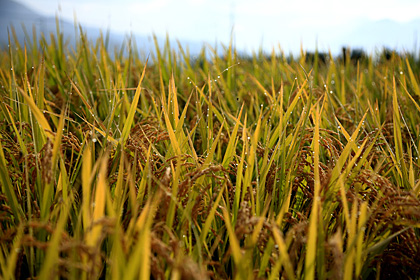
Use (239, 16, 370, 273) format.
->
(1, 24, 420, 279)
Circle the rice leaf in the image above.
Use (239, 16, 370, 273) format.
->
(120, 60, 148, 145)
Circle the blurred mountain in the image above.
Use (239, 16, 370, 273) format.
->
(0, 0, 205, 57)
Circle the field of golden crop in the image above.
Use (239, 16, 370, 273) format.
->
(1, 25, 420, 279)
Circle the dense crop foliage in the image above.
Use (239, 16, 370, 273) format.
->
(1, 24, 420, 279)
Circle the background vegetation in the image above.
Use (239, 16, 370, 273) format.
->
(1, 23, 420, 279)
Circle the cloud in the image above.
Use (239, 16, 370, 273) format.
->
(128, 0, 170, 13)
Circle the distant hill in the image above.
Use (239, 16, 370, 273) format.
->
(0, 0, 130, 50)
(0, 0, 206, 56)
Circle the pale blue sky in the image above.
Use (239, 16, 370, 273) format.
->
(14, 0, 420, 54)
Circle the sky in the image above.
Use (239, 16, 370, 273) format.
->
(14, 0, 420, 55)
